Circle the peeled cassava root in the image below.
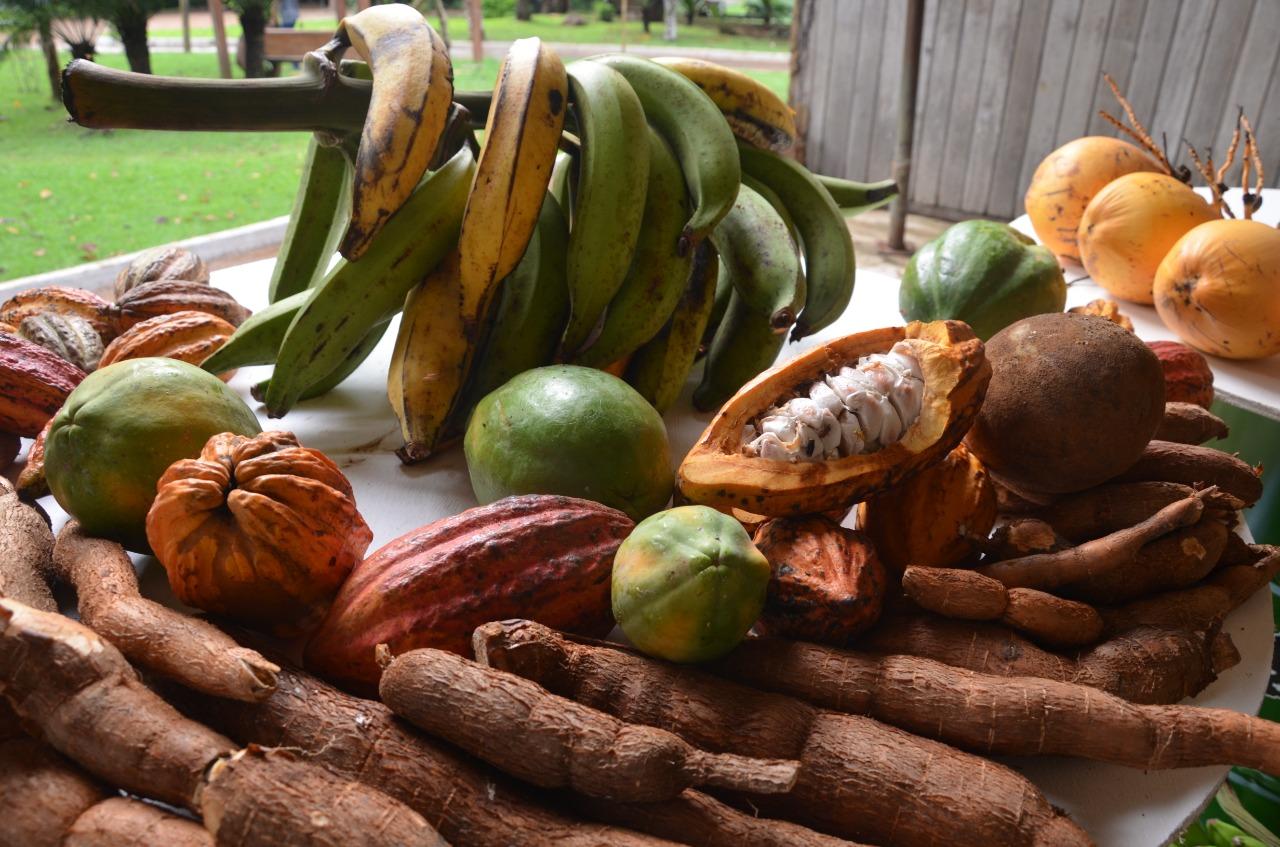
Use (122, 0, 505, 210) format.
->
(51, 521, 280, 702)
(0, 477, 56, 613)
(474, 620, 1091, 847)
(865, 612, 1235, 705)
(0, 600, 445, 846)
(679, 320, 991, 517)
(902, 566, 1103, 648)
(378, 645, 799, 802)
(707, 637, 1280, 774)
(160, 643, 824, 847)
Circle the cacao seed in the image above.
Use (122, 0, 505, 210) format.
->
(753, 515, 886, 645)
(109, 281, 251, 334)
(304, 494, 632, 691)
(114, 245, 209, 298)
(17, 313, 104, 371)
(0, 332, 87, 437)
(0, 287, 115, 342)
(99, 311, 237, 380)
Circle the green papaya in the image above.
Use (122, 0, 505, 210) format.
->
(612, 505, 770, 663)
(900, 220, 1066, 340)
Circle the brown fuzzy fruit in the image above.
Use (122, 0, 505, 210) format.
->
(114, 245, 209, 299)
(678, 320, 991, 517)
(0, 286, 115, 342)
(109, 280, 250, 334)
(857, 444, 997, 574)
(0, 332, 87, 437)
(1147, 340, 1214, 409)
(99, 311, 237, 380)
(305, 494, 632, 691)
(964, 313, 1165, 497)
(17, 313, 104, 371)
(752, 515, 886, 644)
(146, 431, 372, 636)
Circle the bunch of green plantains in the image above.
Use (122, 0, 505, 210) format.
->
(61, 5, 894, 463)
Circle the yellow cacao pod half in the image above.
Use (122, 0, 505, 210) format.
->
(99, 311, 237, 380)
(146, 431, 373, 635)
(114, 245, 209, 299)
(109, 280, 251, 335)
(0, 332, 87, 437)
(678, 320, 991, 517)
(856, 443, 997, 575)
(0, 286, 115, 342)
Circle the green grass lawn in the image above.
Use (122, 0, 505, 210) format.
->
(149, 10, 791, 52)
(0, 49, 784, 282)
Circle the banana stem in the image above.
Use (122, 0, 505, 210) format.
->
(61, 58, 372, 133)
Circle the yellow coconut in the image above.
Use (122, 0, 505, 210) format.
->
(1077, 172, 1219, 304)
(1024, 136, 1161, 263)
(1154, 218, 1280, 360)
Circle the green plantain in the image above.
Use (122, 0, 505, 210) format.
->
(626, 241, 719, 413)
(251, 319, 390, 403)
(817, 174, 898, 213)
(710, 182, 804, 332)
(268, 137, 352, 303)
(199, 289, 311, 375)
(560, 60, 649, 354)
(692, 289, 786, 412)
(574, 127, 691, 368)
(698, 257, 733, 357)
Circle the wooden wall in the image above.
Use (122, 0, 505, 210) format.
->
(790, 0, 1280, 221)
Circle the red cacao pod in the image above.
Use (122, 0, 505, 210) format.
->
(0, 332, 87, 437)
(304, 494, 632, 691)
(1147, 340, 1213, 409)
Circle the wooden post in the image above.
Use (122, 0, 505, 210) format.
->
(888, 0, 925, 251)
(180, 0, 191, 53)
(209, 0, 233, 79)
(336, 0, 344, 23)
(467, 0, 484, 62)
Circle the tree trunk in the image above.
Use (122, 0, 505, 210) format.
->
(663, 0, 677, 39)
(515, 0, 532, 20)
(240, 4, 268, 79)
(114, 9, 152, 75)
(38, 19, 61, 101)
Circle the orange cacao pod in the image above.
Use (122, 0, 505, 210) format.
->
(753, 515, 886, 644)
(305, 494, 632, 691)
(856, 444, 997, 574)
(15, 419, 51, 499)
(0, 332, 87, 437)
(114, 245, 209, 298)
(0, 286, 115, 341)
(99, 311, 237, 380)
(146, 431, 373, 636)
(109, 281, 251, 334)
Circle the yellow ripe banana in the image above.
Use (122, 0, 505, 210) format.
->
(653, 56, 796, 153)
(387, 250, 474, 464)
(336, 4, 453, 260)
(458, 37, 568, 296)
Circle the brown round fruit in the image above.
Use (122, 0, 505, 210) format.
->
(963, 313, 1164, 497)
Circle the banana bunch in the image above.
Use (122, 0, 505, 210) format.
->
(194, 4, 897, 463)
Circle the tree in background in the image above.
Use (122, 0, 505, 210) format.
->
(225, 0, 271, 77)
(96, 0, 166, 73)
(0, 0, 63, 99)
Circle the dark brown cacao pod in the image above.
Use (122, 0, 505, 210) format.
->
(114, 245, 209, 298)
(17, 313, 104, 371)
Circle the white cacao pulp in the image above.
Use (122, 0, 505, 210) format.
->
(741, 342, 924, 462)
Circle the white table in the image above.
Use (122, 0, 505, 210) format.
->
(22, 220, 1274, 847)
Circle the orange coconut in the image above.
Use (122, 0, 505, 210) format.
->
(1154, 218, 1280, 360)
(1077, 172, 1219, 304)
(1024, 136, 1161, 263)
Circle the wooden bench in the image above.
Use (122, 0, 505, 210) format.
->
(236, 28, 332, 74)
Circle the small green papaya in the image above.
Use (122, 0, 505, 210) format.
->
(900, 220, 1066, 340)
(612, 505, 770, 663)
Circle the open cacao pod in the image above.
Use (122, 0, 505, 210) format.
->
(678, 320, 990, 516)
(99, 310, 237, 380)
(305, 494, 631, 691)
(146, 431, 372, 635)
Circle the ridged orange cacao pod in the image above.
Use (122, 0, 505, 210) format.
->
(15, 418, 52, 499)
(0, 332, 87, 437)
(99, 311, 237, 380)
(753, 515, 886, 644)
(0, 286, 115, 342)
(146, 431, 373, 636)
(109, 281, 251, 334)
(305, 494, 633, 692)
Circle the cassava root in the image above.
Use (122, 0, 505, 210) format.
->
(978, 490, 1209, 589)
(0, 476, 56, 613)
(1155, 402, 1229, 444)
(0, 599, 446, 846)
(66, 797, 213, 847)
(1113, 441, 1262, 505)
(51, 522, 280, 702)
(474, 620, 1092, 847)
(707, 637, 1280, 774)
(1028, 481, 1230, 543)
(377, 645, 800, 802)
